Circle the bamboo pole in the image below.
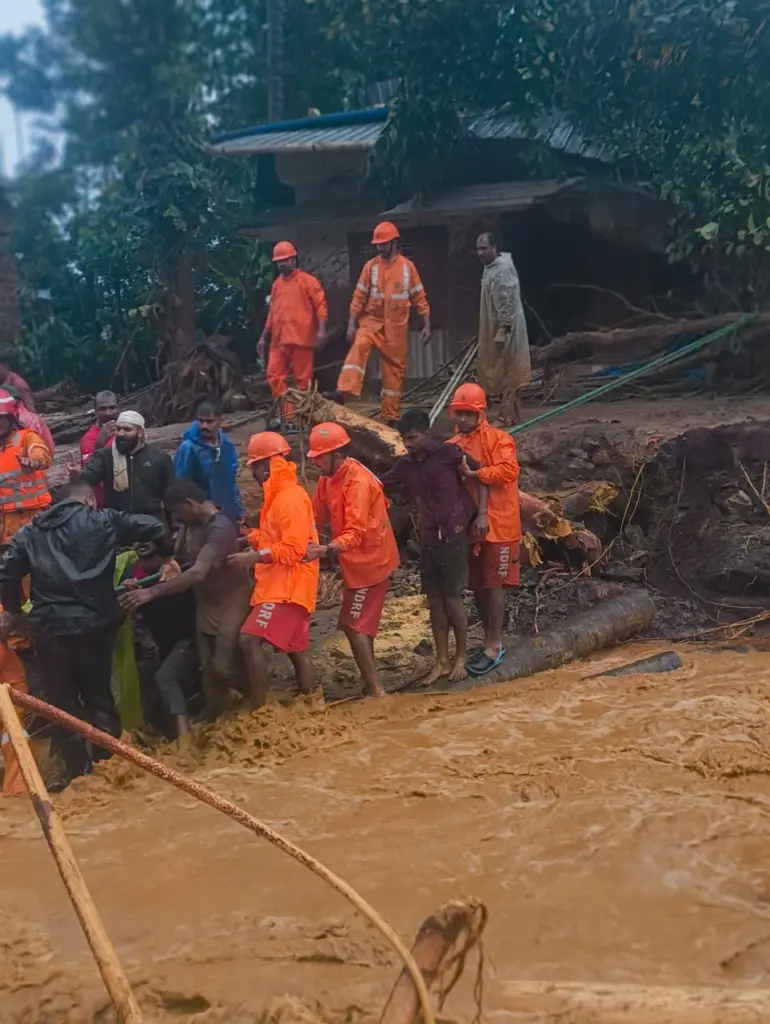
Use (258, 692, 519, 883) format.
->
(0, 685, 142, 1024)
(7, 687, 436, 1024)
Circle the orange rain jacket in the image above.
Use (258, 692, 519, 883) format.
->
(350, 254, 430, 347)
(266, 269, 329, 349)
(246, 456, 319, 613)
(313, 458, 400, 590)
(450, 415, 521, 543)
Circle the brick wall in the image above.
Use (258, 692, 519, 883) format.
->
(0, 191, 20, 348)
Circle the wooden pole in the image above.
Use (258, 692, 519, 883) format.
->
(7, 686, 436, 1024)
(0, 685, 142, 1024)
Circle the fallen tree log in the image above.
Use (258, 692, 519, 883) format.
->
(402, 590, 655, 694)
(292, 392, 602, 565)
(595, 650, 683, 678)
(381, 899, 487, 1024)
(498, 979, 770, 1023)
(533, 311, 770, 368)
(287, 389, 406, 471)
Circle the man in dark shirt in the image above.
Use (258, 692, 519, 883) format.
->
(77, 410, 175, 519)
(122, 541, 199, 737)
(381, 408, 489, 685)
(120, 479, 252, 720)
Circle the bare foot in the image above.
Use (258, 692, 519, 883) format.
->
(367, 682, 386, 699)
(417, 662, 451, 688)
(448, 656, 467, 682)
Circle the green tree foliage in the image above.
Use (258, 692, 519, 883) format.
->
(314, 0, 770, 296)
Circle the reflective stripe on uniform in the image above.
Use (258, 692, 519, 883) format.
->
(390, 262, 411, 301)
(356, 281, 368, 293)
(410, 283, 424, 295)
(381, 388, 402, 397)
(342, 363, 366, 376)
(370, 262, 384, 300)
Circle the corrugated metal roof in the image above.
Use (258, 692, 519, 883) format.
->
(210, 108, 612, 160)
(209, 121, 385, 155)
(466, 111, 611, 161)
(382, 178, 585, 218)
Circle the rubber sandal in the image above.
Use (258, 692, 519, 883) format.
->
(468, 648, 506, 676)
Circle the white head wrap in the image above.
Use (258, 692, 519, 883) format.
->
(116, 410, 145, 429)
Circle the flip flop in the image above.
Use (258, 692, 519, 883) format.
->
(468, 648, 506, 676)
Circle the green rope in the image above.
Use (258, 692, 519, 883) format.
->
(509, 313, 757, 437)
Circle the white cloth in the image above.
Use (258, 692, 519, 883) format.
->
(478, 253, 531, 399)
(116, 410, 145, 429)
(113, 410, 146, 493)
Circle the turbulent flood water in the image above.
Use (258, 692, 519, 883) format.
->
(4, 640, 770, 1022)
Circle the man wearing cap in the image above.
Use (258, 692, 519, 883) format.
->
(336, 222, 431, 426)
(449, 383, 521, 676)
(0, 389, 52, 548)
(227, 432, 319, 710)
(76, 410, 175, 520)
(258, 242, 328, 428)
(305, 422, 399, 698)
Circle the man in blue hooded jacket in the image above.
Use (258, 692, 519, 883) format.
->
(174, 400, 244, 525)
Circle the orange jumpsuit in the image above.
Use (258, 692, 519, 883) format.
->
(450, 415, 522, 589)
(0, 428, 52, 546)
(313, 458, 400, 590)
(337, 254, 430, 421)
(266, 270, 328, 413)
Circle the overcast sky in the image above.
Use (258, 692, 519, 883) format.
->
(0, 0, 44, 177)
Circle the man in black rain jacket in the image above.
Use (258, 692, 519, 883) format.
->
(0, 480, 169, 783)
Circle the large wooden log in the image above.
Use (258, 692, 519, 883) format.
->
(296, 392, 406, 471)
(402, 590, 655, 693)
(533, 311, 770, 368)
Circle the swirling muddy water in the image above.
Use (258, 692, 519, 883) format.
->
(4, 643, 770, 1023)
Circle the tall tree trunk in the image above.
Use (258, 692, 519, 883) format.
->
(168, 245, 196, 362)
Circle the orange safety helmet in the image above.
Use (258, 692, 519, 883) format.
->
(307, 422, 351, 459)
(246, 431, 291, 465)
(449, 383, 487, 413)
(272, 240, 298, 262)
(371, 221, 400, 245)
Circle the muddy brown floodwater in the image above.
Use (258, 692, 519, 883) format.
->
(5, 639, 770, 1022)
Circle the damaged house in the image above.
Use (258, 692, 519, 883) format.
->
(210, 106, 679, 388)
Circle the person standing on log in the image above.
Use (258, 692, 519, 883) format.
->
(476, 232, 531, 426)
(449, 383, 521, 676)
(174, 398, 244, 526)
(258, 242, 328, 431)
(75, 410, 174, 520)
(336, 222, 431, 428)
(227, 432, 319, 710)
(305, 423, 399, 699)
(381, 408, 488, 686)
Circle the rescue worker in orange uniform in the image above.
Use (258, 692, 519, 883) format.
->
(228, 432, 320, 709)
(258, 242, 329, 428)
(0, 389, 52, 548)
(305, 423, 399, 699)
(337, 222, 431, 426)
(449, 383, 521, 677)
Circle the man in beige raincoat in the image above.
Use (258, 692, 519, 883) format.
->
(475, 233, 531, 425)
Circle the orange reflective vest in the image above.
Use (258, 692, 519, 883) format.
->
(450, 415, 521, 543)
(0, 429, 52, 513)
(246, 456, 319, 613)
(313, 458, 400, 590)
(350, 254, 430, 331)
(266, 269, 329, 348)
